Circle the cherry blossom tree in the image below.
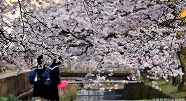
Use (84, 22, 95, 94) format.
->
(1, 0, 186, 90)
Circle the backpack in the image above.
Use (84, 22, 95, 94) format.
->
(28, 66, 38, 85)
(41, 66, 58, 85)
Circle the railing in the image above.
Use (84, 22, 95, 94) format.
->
(68, 80, 145, 84)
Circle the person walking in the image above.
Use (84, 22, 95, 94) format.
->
(33, 55, 46, 101)
(45, 57, 61, 101)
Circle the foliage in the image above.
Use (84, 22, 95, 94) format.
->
(0, 94, 22, 101)
(7, 94, 21, 101)
(146, 80, 185, 98)
(59, 84, 77, 101)
(0, 97, 8, 101)
(0, 94, 46, 101)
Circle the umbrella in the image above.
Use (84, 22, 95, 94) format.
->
(58, 80, 68, 90)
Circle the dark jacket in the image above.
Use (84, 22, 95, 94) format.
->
(33, 64, 46, 97)
(44, 65, 60, 100)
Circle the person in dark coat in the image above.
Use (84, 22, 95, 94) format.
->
(45, 57, 61, 101)
(33, 55, 46, 101)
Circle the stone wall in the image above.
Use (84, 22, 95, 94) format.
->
(0, 72, 33, 99)
(122, 83, 173, 100)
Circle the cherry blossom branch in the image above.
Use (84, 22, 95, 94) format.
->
(83, 0, 99, 33)
(29, 41, 60, 57)
(0, 30, 17, 42)
(24, 12, 54, 34)
(17, 0, 25, 41)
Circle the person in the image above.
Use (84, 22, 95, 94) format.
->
(45, 57, 61, 101)
(33, 55, 46, 101)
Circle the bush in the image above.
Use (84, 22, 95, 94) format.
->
(0, 94, 38, 101)
(0, 97, 8, 101)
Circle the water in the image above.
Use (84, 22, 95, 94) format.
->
(76, 89, 124, 101)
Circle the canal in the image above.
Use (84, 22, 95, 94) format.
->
(63, 79, 144, 101)
(76, 89, 124, 101)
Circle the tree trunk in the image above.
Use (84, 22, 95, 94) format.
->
(177, 47, 186, 91)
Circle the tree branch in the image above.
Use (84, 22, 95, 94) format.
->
(18, 0, 25, 41)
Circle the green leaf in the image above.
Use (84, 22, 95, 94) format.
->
(0, 97, 8, 101)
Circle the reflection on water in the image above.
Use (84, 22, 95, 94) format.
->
(77, 89, 103, 101)
(76, 89, 123, 101)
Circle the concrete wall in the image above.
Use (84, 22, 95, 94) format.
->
(0, 72, 33, 99)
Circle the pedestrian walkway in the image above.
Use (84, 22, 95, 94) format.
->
(0, 69, 31, 79)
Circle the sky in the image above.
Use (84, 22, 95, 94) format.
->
(2, 0, 61, 33)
